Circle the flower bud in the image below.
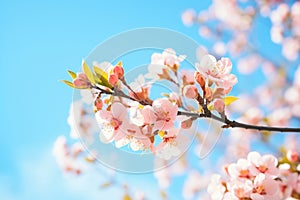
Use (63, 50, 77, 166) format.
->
(183, 85, 198, 99)
(194, 71, 205, 89)
(113, 65, 124, 79)
(213, 99, 225, 113)
(287, 150, 299, 162)
(108, 73, 118, 86)
(73, 72, 90, 88)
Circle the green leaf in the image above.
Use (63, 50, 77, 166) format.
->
(82, 60, 96, 84)
(223, 96, 239, 106)
(93, 66, 112, 89)
(60, 80, 76, 88)
(67, 70, 77, 79)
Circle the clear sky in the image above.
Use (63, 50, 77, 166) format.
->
(0, 1, 213, 199)
(1, 0, 295, 200)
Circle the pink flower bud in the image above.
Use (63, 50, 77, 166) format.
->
(287, 150, 299, 162)
(213, 99, 225, 113)
(183, 85, 198, 99)
(194, 72, 205, 89)
(108, 73, 118, 86)
(73, 72, 90, 88)
(113, 65, 124, 79)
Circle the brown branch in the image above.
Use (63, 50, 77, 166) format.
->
(91, 85, 300, 133)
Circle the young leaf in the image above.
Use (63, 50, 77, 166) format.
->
(67, 70, 77, 79)
(60, 80, 76, 88)
(116, 61, 123, 66)
(223, 96, 239, 106)
(82, 60, 96, 84)
(122, 194, 132, 200)
(207, 104, 214, 111)
(93, 66, 112, 89)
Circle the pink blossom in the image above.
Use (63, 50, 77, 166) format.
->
(73, 72, 90, 88)
(180, 69, 195, 85)
(267, 108, 291, 127)
(182, 9, 196, 27)
(183, 171, 208, 199)
(108, 73, 119, 86)
(247, 151, 279, 177)
(131, 98, 178, 131)
(237, 54, 261, 74)
(213, 42, 227, 56)
(207, 174, 226, 200)
(282, 37, 300, 61)
(213, 98, 225, 113)
(240, 107, 264, 125)
(113, 65, 124, 79)
(251, 173, 280, 199)
(52, 136, 82, 175)
(270, 3, 289, 25)
(227, 179, 253, 199)
(291, 2, 300, 26)
(287, 150, 299, 162)
(152, 98, 178, 130)
(228, 158, 251, 179)
(168, 92, 182, 107)
(183, 85, 198, 99)
(196, 55, 237, 90)
(154, 128, 188, 160)
(95, 102, 127, 143)
(150, 48, 185, 71)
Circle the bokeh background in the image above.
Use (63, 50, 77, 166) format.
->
(1, 0, 299, 199)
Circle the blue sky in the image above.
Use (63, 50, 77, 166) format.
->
(0, 1, 213, 199)
(1, 0, 298, 199)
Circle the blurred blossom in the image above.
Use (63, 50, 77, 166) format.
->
(183, 171, 209, 199)
(267, 107, 291, 127)
(213, 42, 226, 56)
(237, 55, 261, 74)
(282, 37, 300, 61)
(198, 26, 211, 38)
(52, 136, 83, 174)
(182, 9, 196, 27)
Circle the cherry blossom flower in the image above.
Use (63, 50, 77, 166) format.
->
(207, 174, 226, 200)
(228, 158, 251, 179)
(132, 98, 178, 131)
(226, 179, 253, 199)
(52, 136, 83, 174)
(196, 55, 237, 90)
(95, 102, 127, 143)
(183, 85, 198, 99)
(247, 151, 279, 177)
(154, 128, 187, 160)
(251, 173, 280, 199)
(145, 48, 186, 80)
(73, 72, 90, 88)
(183, 171, 209, 199)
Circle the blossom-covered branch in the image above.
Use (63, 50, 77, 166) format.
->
(61, 49, 300, 161)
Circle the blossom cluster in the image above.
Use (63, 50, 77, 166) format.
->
(62, 49, 238, 160)
(207, 151, 300, 200)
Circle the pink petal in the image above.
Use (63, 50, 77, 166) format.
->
(111, 102, 127, 120)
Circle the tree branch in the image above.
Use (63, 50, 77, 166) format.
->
(92, 85, 300, 133)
